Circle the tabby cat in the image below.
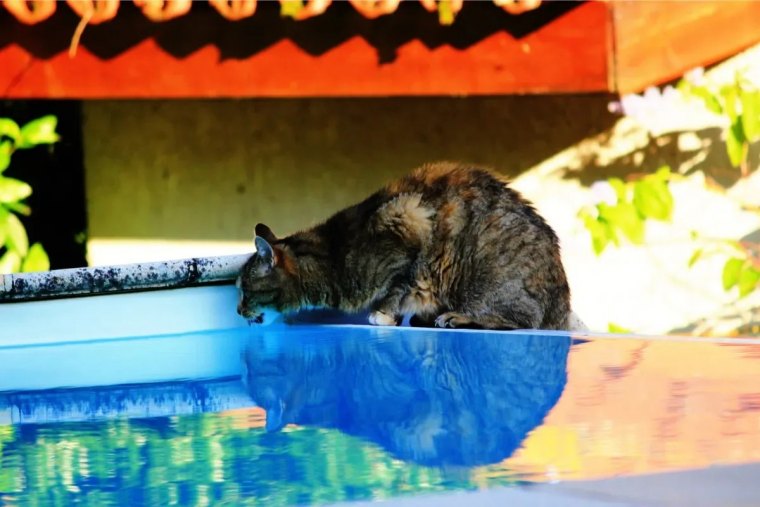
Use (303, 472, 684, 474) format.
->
(237, 161, 582, 330)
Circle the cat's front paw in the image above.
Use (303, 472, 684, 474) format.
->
(434, 312, 473, 329)
(369, 311, 399, 326)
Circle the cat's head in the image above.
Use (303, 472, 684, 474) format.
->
(236, 223, 298, 325)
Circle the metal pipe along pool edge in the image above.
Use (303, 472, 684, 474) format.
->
(0, 253, 252, 302)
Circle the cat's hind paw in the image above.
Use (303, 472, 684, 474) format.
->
(369, 311, 400, 326)
(434, 312, 475, 329)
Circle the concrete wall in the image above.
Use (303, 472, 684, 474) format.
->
(77, 93, 760, 336)
(83, 96, 615, 259)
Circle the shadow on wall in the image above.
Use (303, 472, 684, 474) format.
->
(561, 124, 759, 189)
(242, 328, 570, 467)
(83, 95, 618, 242)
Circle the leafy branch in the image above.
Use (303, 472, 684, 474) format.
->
(689, 235, 760, 299)
(578, 167, 674, 255)
(678, 69, 760, 175)
(0, 115, 59, 274)
(582, 66, 760, 332)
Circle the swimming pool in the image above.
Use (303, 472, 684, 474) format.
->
(2, 320, 760, 505)
(2, 262, 760, 506)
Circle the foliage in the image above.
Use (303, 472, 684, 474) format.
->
(583, 66, 760, 333)
(580, 167, 758, 302)
(688, 238, 760, 300)
(0, 115, 58, 274)
(677, 68, 760, 301)
(678, 69, 760, 175)
(723, 256, 760, 298)
(578, 167, 674, 255)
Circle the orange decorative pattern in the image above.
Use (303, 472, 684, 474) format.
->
(65, 0, 119, 24)
(0, 2, 608, 98)
(209, 0, 257, 21)
(2, 1, 759, 97)
(2, 0, 541, 24)
(1, 0, 56, 24)
(133, 0, 192, 22)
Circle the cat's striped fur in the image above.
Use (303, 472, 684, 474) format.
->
(237, 161, 578, 330)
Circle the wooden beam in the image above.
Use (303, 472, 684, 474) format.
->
(611, 0, 760, 93)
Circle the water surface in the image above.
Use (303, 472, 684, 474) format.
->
(1, 327, 759, 506)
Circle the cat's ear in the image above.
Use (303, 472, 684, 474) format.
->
(255, 223, 278, 244)
(254, 236, 276, 269)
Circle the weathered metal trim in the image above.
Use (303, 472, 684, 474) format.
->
(0, 253, 252, 303)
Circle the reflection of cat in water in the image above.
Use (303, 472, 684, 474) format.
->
(242, 329, 570, 467)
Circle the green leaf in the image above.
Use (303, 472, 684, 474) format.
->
(688, 248, 703, 268)
(3, 201, 31, 216)
(5, 212, 28, 257)
(633, 178, 673, 221)
(591, 221, 614, 255)
(608, 178, 627, 202)
(21, 243, 49, 273)
(678, 79, 723, 114)
(702, 93, 723, 114)
(0, 119, 21, 146)
(722, 257, 745, 290)
(608, 322, 632, 334)
(654, 165, 672, 181)
(721, 84, 738, 123)
(0, 207, 8, 246)
(599, 202, 645, 244)
(0, 176, 32, 203)
(738, 266, 760, 298)
(725, 120, 747, 168)
(0, 141, 11, 174)
(740, 88, 760, 142)
(18, 115, 59, 149)
(580, 209, 613, 255)
(0, 250, 21, 274)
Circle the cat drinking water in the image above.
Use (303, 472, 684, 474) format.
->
(237, 161, 585, 331)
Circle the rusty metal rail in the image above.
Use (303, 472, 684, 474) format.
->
(0, 254, 251, 302)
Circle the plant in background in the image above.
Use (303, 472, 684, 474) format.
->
(583, 66, 759, 333)
(0, 115, 59, 274)
(674, 68, 760, 300)
(578, 167, 674, 255)
(688, 235, 760, 300)
(721, 255, 760, 299)
(678, 67, 760, 176)
(677, 69, 760, 300)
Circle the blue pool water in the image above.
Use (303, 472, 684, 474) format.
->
(2, 323, 760, 506)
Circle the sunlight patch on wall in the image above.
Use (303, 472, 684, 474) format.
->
(87, 239, 252, 266)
